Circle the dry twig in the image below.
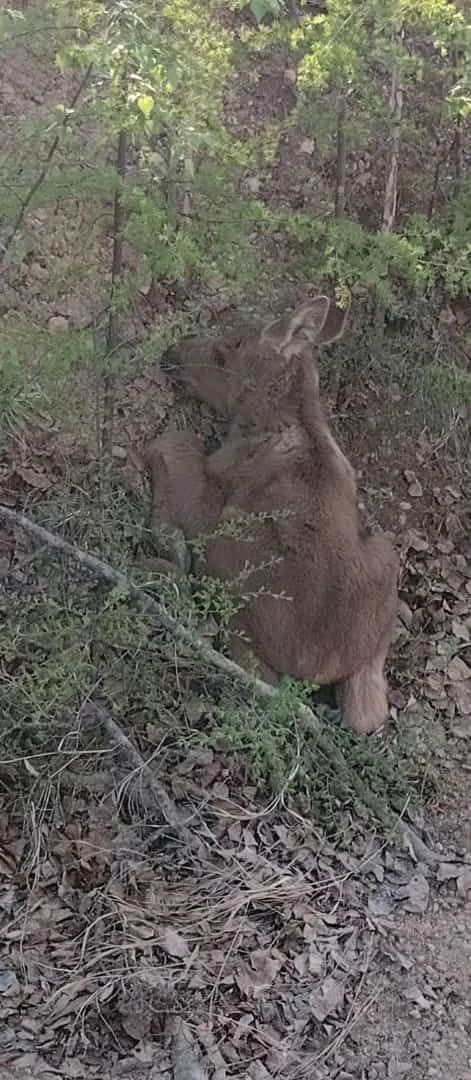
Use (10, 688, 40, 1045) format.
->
(83, 703, 207, 859)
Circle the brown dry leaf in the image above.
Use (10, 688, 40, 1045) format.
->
(48, 979, 91, 1020)
(0, 848, 18, 876)
(367, 890, 395, 917)
(404, 529, 429, 553)
(309, 974, 346, 1022)
(308, 944, 325, 976)
(386, 1058, 413, 1079)
(300, 137, 314, 155)
(457, 868, 471, 897)
(159, 926, 190, 959)
(0, 969, 20, 996)
(424, 672, 447, 703)
(403, 984, 433, 1010)
(111, 445, 127, 461)
(449, 680, 471, 716)
(447, 656, 471, 682)
(248, 1063, 273, 1080)
(397, 873, 430, 914)
(436, 862, 465, 883)
(235, 951, 283, 998)
(452, 619, 471, 642)
(14, 466, 51, 491)
(120, 1002, 152, 1042)
(166, 1015, 206, 1080)
(445, 484, 462, 500)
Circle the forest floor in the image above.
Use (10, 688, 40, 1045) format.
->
(1, 12, 471, 1080)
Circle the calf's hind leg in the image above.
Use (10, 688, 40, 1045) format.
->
(335, 536, 399, 734)
(335, 636, 391, 734)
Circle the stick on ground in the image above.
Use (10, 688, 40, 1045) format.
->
(0, 503, 321, 731)
(84, 703, 207, 859)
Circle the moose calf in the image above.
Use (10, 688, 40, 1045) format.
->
(144, 296, 399, 734)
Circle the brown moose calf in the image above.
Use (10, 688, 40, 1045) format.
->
(145, 296, 399, 734)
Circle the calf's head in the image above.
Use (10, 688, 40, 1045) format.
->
(161, 294, 350, 429)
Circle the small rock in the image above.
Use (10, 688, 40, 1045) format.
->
(30, 262, 48, 280)
(300, 137, 314, 155)
(246, 176, 261, 195)
(0, 969, 20, 995)
(48, 315, 69, 331)
(111, 445, 127, 460)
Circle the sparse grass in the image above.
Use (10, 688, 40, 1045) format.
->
(322, 316, 471, 436)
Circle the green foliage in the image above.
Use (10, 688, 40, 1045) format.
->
(123, 165, 263, 288)
(53, 0, 233, 141)
(0, 583, 94, 751)
(294, 0, 468, 101)
(0, 0, 468, 849)
(245, 0, 287, 21)
(266, 187, 471, 307)
(193, 675, 419, 829)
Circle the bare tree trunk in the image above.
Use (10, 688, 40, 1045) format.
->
(427, 137, 444, 221)
(286, 0, 300, 24)
(102, 129, 127, 460)
(146, 125, 178, 309)
(334, 93, 346, 218)
(163, 125, 177, 231)
(374, 27, 404, 339)
(382, 29, 404, 233)
(453, 116, 463, 194)
(182, 149, 195, 293)
(452, 29, 464, 196)
(182, 149, 194, 219)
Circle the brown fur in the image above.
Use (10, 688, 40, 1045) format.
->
(142, 429, 224, 571)
(147, 297, 399, 734)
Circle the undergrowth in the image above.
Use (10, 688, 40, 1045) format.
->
(0, 485, 435, 838)
(321, 316, 471, 435)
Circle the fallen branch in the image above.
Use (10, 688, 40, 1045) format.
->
(84, 703, 207, 859)
(0, 503, 321, 732)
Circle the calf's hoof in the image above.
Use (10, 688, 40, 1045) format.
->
(335, 665, 390, 735)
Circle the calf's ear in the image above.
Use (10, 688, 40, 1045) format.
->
(261, 294, 350, 355)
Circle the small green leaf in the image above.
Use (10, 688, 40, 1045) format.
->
(136, 94, 154, 118)
(249, 0, 284, 22)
